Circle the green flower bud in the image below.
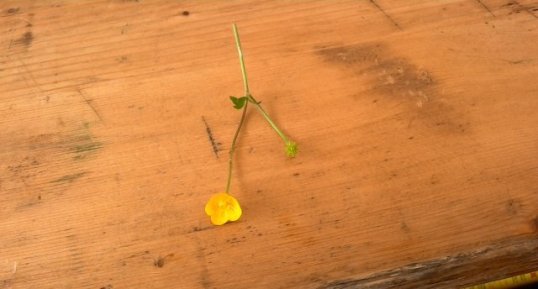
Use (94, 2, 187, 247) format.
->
(285, 141, 298, 158)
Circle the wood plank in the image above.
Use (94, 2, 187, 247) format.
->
(1, 1, 537, 288)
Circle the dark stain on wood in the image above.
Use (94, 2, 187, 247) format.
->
(72, 142, 102, 154)
(505, 199, 522, 215)
(192, 226, 204, 232)
(320, 44, 434, 96)
(23, 129, 102, 162)
(400, 221, 411, 233)
(505, 59, 533, 65)
(11, 31, 34, 50)
(531, 216, 538, 233)
(189, 226, 214, 234)
(70, 132, 103, 160)
(504, 1, 538, 18)
(5, 7, 20, 15)
(317, 43, 469, 134)
(16, 31, 33, 47)
(154, 256, 165, 268)
(182, 10, 190, 16)
(116, 55, 128, 63)
(317, 236, 538, 289)
(196, 244, 212, 289)
(6, 157, 41, 187)
(226, 236, 246, 244)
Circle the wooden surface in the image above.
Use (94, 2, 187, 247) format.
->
(1, 1, 538, 288)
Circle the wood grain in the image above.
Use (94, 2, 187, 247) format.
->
(1, 1, 537, 288)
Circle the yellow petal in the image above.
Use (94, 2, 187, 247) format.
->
(204, 199, 214, 216)
(210, 212, 228, 225)
(226, 198, 242, 221)
(205, 192, 226, 216)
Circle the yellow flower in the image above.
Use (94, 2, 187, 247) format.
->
(205, 192, 242, 225)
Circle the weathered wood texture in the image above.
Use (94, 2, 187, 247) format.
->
(1, 1, 537, 288)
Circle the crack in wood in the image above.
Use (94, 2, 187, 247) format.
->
(202, 116, 220, 159)
(475, 0, 495, 17)
(506, 0, 538, 19)
(77, 88, 103, 122)
(318, 236, 538, 289)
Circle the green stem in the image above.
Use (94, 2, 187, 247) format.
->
(248, 95, 289, 143)
(225, 24, 250, 193)
(233, 23, 289, 143)
(233, 24, 249, 96)
(226, 24, 295, 192)
(233, 24, 290, 145)
(225, 101, 248, 193)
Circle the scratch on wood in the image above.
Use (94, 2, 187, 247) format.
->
(196, 242, 212, 289)
(72, 142, 102, 154)
(502, 58, 533, 65)
(69, 130, 102, 160)
(202, 116, 220, 159)
(189, 226, 214, 234)
(318, 236, 538, 289)
(12, 55, 46, 99)
(369, 0, 402, 30)
(77, 89, 103, 121)
(51, 172, 87, 184)
(474, 0, 495, 17)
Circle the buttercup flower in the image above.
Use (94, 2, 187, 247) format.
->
(205, 192, 242, 225)
(204, 25, 296, 226)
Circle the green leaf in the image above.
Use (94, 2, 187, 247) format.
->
(230, 96, 247, 109)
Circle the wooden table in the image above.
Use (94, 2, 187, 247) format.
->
(1, 1, 537, 288)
